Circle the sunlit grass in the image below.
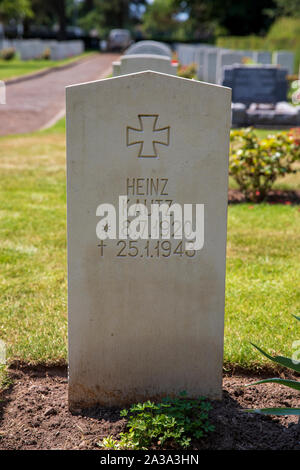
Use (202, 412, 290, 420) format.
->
(0, 52, 95, 81)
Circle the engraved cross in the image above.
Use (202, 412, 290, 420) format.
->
(126, 114, 170, 158)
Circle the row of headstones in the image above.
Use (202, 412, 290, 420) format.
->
(175, 43, 295, 83)
(0, 38, 84, 60)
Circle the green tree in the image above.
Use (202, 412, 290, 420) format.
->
(0, 0, 32, 22)
(274, 0, 300, 17)
(174, 0, 277, 37)
(142, 0, 179, 39)
(26, 0, 70, 39)
(78, 0, 146, 37)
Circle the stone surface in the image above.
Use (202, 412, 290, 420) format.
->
(222, 65, 288, 104)
(273, 51, 294, 75)
(176, 44, 198, 66)
(112, 54, 177, 76)
(240, 50, 255, 60)
(125, 40, 171, 58)
(203, 49, 218, 83)
(217, 51, 244, 84)
(66, 71, 231, 408)
(254, 51, 272, 65)
(231, 102, 247, 127)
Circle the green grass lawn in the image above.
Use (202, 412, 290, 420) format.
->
(0, 52, 95, 81)
(0, 123, 299, 378)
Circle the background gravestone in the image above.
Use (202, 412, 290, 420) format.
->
(203, 49, 218, 83)
(273, 51, 294, 75)
(176, 44, 197, 66)
(222, 65, 288, 104)
(216, 51, 244, 84)
(254, 51, 271, 65)
(112, 54, 177, 76)
(125, 40, 172, 58)
(67, 71, 231, 408)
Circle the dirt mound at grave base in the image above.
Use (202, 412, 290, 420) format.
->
(0, 367, 299, 450)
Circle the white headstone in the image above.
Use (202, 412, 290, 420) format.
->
(0, 80, 5, 105)
(66, 71, 231, 408)
(195, 48, 205, 80)
(176, 44, 197, 66)
(125, 40, 172, 58)
(112, 61, 121, 77)
(112, 54, 177, 76)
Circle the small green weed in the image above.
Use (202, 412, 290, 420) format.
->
(99, 392, 214, 450)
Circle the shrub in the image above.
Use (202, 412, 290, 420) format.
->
(229, 127, 300, 201)
(99, 392, 214, 449)
(244, 316, 300, 416)
(177, 62, 197, 79)
(0, 47, 16, 61)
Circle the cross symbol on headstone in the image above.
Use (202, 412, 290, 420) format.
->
(126, 114, 170, 158)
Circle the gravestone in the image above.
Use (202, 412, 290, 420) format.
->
(240, 50, 255, 60)
(112, 54, 177, 77)
(176, 44, 195, 65)
(222, 65, 288, 104)
(176, 44, 199, 66)
(125, 40, 171, 58)
(203, 49, 218, 83)
(194, 47, 206, 80)
(216, 51, 244, 84)
(273, 51, 294, 75)
(66, 71, 231, 408)
(254, 51, 271, 65)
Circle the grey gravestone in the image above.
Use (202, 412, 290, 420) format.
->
(176, 44, 197, 65)
(240, 50, 255, 60)
(254, 51, 271, 65)
(273, 51, 294, 75)
(195, 47, 214, 80)
(203, 49, 218, 83)
(222, 65, 288, 105)
(125, 40, 171, 58)
(216, 51, 244, 84)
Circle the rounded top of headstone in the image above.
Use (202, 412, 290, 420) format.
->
(125, 40, 172, 58)
(121, 54, 172, 63)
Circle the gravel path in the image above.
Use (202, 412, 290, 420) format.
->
(0, 53, 119, 136)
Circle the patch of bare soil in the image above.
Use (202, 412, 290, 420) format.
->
(228, 189, 300, 205)
(0, 367, 299, 450)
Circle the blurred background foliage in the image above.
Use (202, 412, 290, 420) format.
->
(0, 0, 300, 69)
